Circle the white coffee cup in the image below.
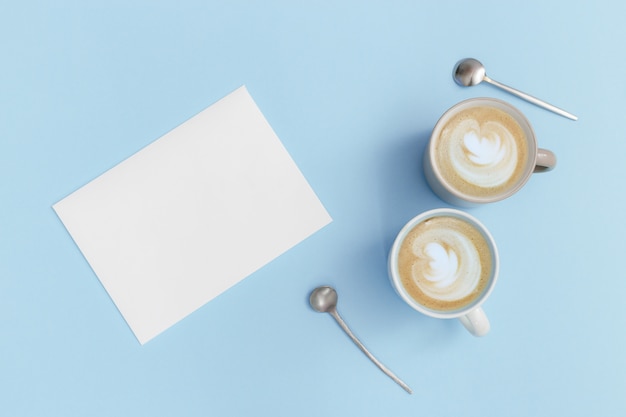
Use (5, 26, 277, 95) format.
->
(424, 97, 556, 207)
(388, 208, 499, 336)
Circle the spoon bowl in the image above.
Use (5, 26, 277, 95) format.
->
(309, 286, 338, 313)
(453, 58, 486, 87)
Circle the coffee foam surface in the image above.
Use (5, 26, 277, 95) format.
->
(451, 119, 519, 188)
(435, 106, 528, 198)
(398, 216, 492, 311)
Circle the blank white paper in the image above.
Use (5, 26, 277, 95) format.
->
(53, 86, 332, 344)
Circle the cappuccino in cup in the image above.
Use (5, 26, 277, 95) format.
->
(397, 214, 492, 312)
(388, 209, 499, 336)
(424, 98, 556, 206)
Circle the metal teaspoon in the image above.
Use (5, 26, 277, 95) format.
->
(309, 286, 412, 394)
(453, 58, 578, 121)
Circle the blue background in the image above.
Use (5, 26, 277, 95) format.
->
(2, 1, 624, 416)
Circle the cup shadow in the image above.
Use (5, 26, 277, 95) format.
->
(375, 129, 450, 249)
(352, 130, 464, 347)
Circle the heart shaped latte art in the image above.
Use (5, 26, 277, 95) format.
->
(410, 228, 481, 302)
(463, 131, 506, 166)
(449, 119, 519, 188)
(423, 242, 459, 288)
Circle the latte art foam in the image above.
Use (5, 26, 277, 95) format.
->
(434, 105, 529, 199)
(398, 216, 492, 312)
(451, 120, 519, 188)
(415, 232, 481, 301)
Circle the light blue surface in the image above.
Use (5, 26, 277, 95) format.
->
(2, 1, 625, 416)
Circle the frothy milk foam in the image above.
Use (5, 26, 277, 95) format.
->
(397, 216, 492, 312)
(434, 105, 529, 199)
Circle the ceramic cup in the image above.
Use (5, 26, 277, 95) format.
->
(423, 97, 556, 207)
(388, 208, 499, 336)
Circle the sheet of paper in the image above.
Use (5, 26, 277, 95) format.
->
(53, 86, 332, 344)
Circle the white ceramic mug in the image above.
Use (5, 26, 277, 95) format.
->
(388, 208, 499, 336)
(423, 97, 556, 207)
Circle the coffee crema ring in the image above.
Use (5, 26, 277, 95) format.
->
(433, 105, 529, 201)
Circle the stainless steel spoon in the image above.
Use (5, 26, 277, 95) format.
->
(453, 58, 578, 121)
(309, 286, 412, 394)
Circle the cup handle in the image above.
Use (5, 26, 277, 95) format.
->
(458, 307, 490, 337)
(534, 148, 556, 173)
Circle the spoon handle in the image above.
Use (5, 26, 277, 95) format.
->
(483, 75, 578, 121)
(329, 309, 413, 394)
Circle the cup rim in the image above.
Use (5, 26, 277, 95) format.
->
(388, 208, 500, 319)
(429, 97, 538, 204)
